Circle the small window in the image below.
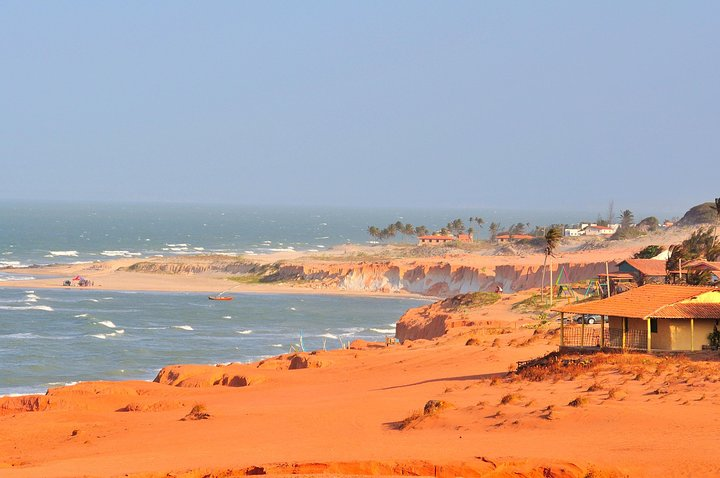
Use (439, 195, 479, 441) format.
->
(650, 318, 658, 333)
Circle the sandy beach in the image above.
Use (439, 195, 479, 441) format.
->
(3, 231, 718, 477)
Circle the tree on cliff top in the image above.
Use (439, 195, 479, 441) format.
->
(667, 226, 720, 284)
(633, 245, 665, 259)
(541, 227, 562, 305)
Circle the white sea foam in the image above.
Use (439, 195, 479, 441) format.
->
(115, 329, 125, 334)
(0, 305, 54, 312)
(48, 250, 79, 257)
(370, 328, 396, 334)
(319, 333, 338, 339)
(25, 293, 39, 302)
(100, 250, 142, 257)
(98, 320, 117, 328)
(173, 325, 194, 331)
(86, 299, 100, 303)
(74, 313, 89, 318)
(0, 261, 28, 269)
(271, 344, 283, 347)
(90, 334, 107, 339)
(1, 333, 40, 339)
(166, 243, 188, 247)
(236, 329, 253, 335)
(289, 307, 297, 311)
(222, 315, 232, 319)
(193, 247, 205, 251)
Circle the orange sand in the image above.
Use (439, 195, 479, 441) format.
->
(3, 232, 717, 477)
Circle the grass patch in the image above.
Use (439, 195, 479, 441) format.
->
(511, 293, 553, 315)
(442, 292, 501, 311)
(227, 274, 265, 284)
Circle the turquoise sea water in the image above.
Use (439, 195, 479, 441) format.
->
(0, 201, 595, 268)
(0, 287, 428, 396)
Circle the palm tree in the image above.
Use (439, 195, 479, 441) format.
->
(367, 226, 380, 240)
(714, 197, 720, 236)
(619, 210, 634, 229)
(489, 222, 499, 243)
(541, 227, 562, 305)
(403, 223, 415, 239)
(414, 225, 429, 237)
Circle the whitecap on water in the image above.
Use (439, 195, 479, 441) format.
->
(236, 330, 252, 335)
(319, 333, 338, 339)
(48, 250, 79, 257)
(74, 313, 89, 318)
(271, 344, 283, 347)
(172, 325, 194, 331)
(370, 328, 396, 334)
(289, 307, 297, 311)
(1, 333, 40, 339)
(0, 305, 54, 312)
(222, 315, 232, 319)
(97, 320, 117, 328)
(90, 334, 107, 340)
(100, 250, 141, 258)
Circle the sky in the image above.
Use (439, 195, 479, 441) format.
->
(1, 1, 718, 216)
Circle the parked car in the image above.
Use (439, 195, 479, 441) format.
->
(576, 314, 602, 325)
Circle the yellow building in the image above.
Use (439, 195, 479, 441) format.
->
(553, 284, 720, 352)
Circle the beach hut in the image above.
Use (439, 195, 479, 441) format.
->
(617, 258, 667, 285)
(553, 284, 720, 352)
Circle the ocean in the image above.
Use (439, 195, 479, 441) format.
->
(0, 201, 596, 268)
(0, 201, 594, 396)
(0, 287, 428, 396)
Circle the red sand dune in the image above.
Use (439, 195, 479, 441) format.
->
(3, 290, 720, 477)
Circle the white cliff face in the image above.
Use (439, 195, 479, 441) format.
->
(126, 258, 617, 298)
(332, 261, 617, 297)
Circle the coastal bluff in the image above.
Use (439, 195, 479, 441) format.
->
(123, 256, 617, 297)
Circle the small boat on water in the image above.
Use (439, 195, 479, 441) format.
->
(209, 295, 233, 301)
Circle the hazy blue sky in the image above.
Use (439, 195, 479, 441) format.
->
(1, 2, 718, 216)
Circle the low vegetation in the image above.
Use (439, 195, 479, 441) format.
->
(442, 292, 501, 311)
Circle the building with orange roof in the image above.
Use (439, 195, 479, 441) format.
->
(495, 234, 535, 244)
(681, 260, 720, 284)
(417, 233, 473, 246)
(617, 258, 668, 285)
(553, 284, 720, 352)
(417, 235, 454, 246)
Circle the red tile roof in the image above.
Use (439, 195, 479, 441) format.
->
(651, 303, 720, 319)
(621, 259, 667, 277)
(598, 273, 635, 279)
(496, 234, 534, 240)
(553, 284, 719, 319)
(684, 260, 720, 272)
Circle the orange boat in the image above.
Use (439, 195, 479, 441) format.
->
(208, 296, 233, 301)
